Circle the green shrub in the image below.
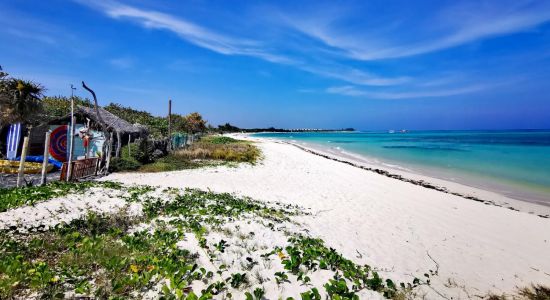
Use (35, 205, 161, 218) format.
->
(123, 139, 155, 164)
(109, 157, 142, 172)
(137, 138, 155, 164)
(137, 154, 201, 172)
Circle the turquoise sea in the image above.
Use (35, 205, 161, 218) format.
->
(253, 130, 550, 205)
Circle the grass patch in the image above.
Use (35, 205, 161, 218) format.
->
(173, 136, 260, 164)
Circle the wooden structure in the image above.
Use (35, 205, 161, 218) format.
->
(60, 157, 99, 181)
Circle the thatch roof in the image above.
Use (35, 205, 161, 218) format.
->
(72, 106, 146, 134)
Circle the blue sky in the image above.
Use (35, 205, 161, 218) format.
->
(1, 0, 550, 130)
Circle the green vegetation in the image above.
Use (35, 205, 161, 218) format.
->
(0, 212, 196, 299)
(42, 95, 92, 119)
(0, 70, 44, 127)
(487, 285, 550, 300)
(0, 184, 301, 299)
(104, 103, 207, 138)
(109, 157, 142, 172)
(0, 181, 122, 213)
(110, 135, 260, 173)
(271, 236, 408, 299)
(136, 154, 211, 172)
(3, 182, 547, 299)
(0, 182, 423, 299)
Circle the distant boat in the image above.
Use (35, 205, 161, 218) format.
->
(388, 130, 395, 133)
(400, 129, 408, 133)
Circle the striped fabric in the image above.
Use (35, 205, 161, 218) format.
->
(6, 123, 21, 160)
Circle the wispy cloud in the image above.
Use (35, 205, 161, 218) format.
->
(301, 65, 410, 86)
(77, 1, 405, 87)
(81, 1, 293, 64)
(326, 83, 493, 100)
(75, 0, 549, 98)
(3, 28, 57, 45)
(285, 1, 550, 60)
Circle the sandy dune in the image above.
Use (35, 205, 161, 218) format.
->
(104, 137, 550, 299)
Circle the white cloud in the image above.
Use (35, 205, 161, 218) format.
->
(326, 83, 492, 99)
(301, 65, 410, 86)
(79, 1, 402, 86)
(286, 1, 550, 60)
(82, 1, 293, 64)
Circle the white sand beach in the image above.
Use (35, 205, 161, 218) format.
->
(100, 135, 550, 299)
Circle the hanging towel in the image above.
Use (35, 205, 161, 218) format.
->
(6, 123, 22, 160)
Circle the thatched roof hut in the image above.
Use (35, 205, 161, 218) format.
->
(74, 106, 146, 135)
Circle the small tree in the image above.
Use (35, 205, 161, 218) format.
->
(184, 112, 207, 134)
(0, 70, 44, 127)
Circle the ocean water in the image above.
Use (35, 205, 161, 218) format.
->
(253, 130, 550, 205)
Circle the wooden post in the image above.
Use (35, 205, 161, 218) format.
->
(40, 130, 51, 186)
(128, 134, 131, 157)
(167, 99, 172, 152)
(67, 86, 76, 182)
(116, 131, 121, 158)
(105, 135, 112, 174)
(16, 136, 30, 187)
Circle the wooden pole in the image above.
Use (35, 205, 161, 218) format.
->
(167, 99, 172, 152)
(116, 131, 121, 158)
(67, 85, 76, 182)
(16, 136, 30, 187)
(105, 135, 112, 174)
(128, 134, 131, 157)
(40, 130, 51, 186)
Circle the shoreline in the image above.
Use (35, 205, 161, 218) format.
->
(245, 134, 550, 217)
(287, 141, 550, 217)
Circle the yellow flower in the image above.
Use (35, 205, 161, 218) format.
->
(147, 265, 155, 271)
(277, 251, 287, 260)
(130, 264, 139, 273)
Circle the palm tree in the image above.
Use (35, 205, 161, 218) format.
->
(0, 70, 44, 128)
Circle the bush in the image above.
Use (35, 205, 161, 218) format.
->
(137, 154, 201, 172)
(123, 138, 155, 164)
(109, 157, 142, 172)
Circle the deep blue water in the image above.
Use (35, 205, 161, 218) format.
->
(253, 130, 550, 202)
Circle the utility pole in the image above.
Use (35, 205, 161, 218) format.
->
(66, 84, 76, 181)
(167, 99, 172, 152)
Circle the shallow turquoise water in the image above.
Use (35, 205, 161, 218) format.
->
(253, 130, 550, 203)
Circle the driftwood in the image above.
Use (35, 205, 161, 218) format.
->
(82, 81, 111, 175)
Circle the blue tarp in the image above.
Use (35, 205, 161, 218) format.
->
(13, 156, 63, 169)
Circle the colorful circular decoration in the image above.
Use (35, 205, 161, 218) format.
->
(49, 125, 68, 162)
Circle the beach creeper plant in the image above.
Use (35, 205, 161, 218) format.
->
(0, 181, 433, 299)
(0, 181, 123, 213)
